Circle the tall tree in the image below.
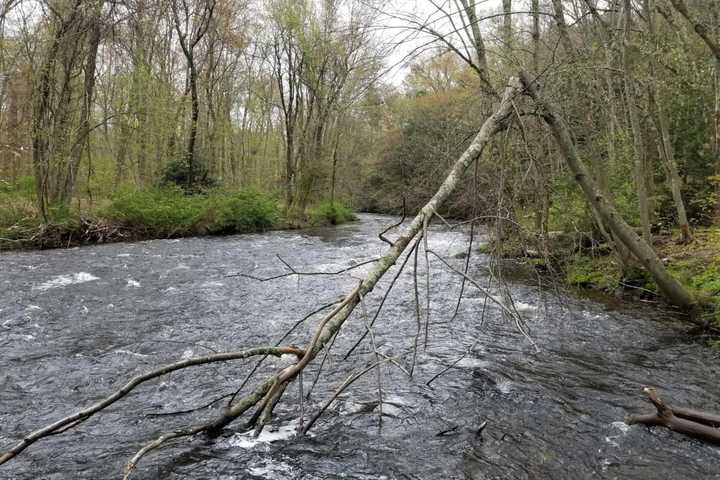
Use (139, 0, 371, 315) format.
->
(171, 0, 216, 189)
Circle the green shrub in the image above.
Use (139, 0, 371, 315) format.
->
(201, 190, 280, 233)
(565, 255, 620, 291)
(102, 187, 204, 236)
(102, 188, 279, 236)
(160, 159, 217, 192)
(306, 201, 355, 225)
(0, 177, 40, 235)
(0, 176, 35, 196)
(690, 260, 720, 296)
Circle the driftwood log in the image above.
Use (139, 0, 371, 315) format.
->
(625, 387, 720, 444)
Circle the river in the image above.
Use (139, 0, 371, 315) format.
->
(1, 214, 719, 479)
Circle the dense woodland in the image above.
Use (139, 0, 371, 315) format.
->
(0, 0, 719, 304)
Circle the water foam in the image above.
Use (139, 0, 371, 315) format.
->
(34, 272, 99, 291)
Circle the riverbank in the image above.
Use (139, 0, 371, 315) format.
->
(0, 186, 355, 251)
(482, 227, 720, 331)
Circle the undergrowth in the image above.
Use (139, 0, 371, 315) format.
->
(1, 182, 355, 249)
(306, 201, 355, 225)
(102, 188, 281, 236)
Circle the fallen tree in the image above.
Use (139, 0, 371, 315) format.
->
(0, 78, 525, 478)
(626, 387, 720, 444)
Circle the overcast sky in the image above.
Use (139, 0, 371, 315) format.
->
(380, 0, 514, 85)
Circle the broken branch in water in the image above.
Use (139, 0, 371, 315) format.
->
(0, 346, 304, 466)
(625, 387, 720, 444)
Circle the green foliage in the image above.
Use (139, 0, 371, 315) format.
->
(565, 255, 620, 291)
(306, 201, 355, 225)
(0, 177, 40, 239)
(0, 176, 35, 196)
(200, 190, 280, 233)
(102, 187, 280, 237)
(103, 187, 205, 235)
(361, 87, 482, 215)
(689, 260, 720, 297)
(160, 159, 218, 193)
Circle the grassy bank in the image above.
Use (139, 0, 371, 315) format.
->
(483, 227, 720, 330)
(0, 180, 355, 250)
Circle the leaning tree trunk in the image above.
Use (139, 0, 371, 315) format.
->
(519, 72, 698, 312)
(202, 78, 524, 433)
(0, 79, 525, 475)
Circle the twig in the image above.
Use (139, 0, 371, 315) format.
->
(450, 222, 475, 322)
(343, 234, 422, 359)
(360, 291, 383, 429)
(145, 392, 233, 417)
(306, 330, 339, 401)
(427, 264, 493, 387)
(410, 231, 423, 377)
(228, 255, 380, 282)
(124, 425, 206, 480)
(378, 198, 407, 246)
(428, 250, 538, 351)
(423, 214, 432, 349)
(297, 370, 305, 433)
(301, 358, 394, 435)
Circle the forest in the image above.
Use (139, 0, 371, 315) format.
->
(0, 0, 719, 305)
(1, 0, 720, 478)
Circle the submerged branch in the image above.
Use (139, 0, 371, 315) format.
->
(0, 346, 303, 465)
(626, 387, 720, 444)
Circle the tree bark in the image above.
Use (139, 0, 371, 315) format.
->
(551, 0, 575, 57)
(622, 0, 653, 241)
(644, 0, 691, 242)
(531, 0, 540, 73)
(502, 0, 512, 48)
(64, 1, 103, 203)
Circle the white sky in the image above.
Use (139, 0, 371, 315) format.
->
(380, 0, 514, 85)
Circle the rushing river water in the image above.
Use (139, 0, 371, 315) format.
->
(1, 214, 719, 479)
